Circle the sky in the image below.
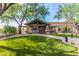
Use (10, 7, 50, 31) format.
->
(0, 3, 65, 28)
(45, 3, 65, 22)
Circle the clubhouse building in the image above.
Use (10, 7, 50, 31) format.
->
(20, 19, 79, 34)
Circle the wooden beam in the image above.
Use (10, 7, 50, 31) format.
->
(29, 24, 47, 26)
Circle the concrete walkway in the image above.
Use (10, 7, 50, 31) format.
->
(0, 34, 79, 48)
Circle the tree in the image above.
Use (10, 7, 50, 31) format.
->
(0, 3, 14, 16)
(0, 15, 12, 26)
(11, 4, 29, 34)
(54, 4, 79, 22)
(0, 4, 16, 26)
(0, 4, 23, 34)
(28, 4, 49, 21)
(54, 4, 79, 34)
(1, 3, 49, 34)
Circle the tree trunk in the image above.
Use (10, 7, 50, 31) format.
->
(0, 3, 2, 14)
(18, 26, 22, 34)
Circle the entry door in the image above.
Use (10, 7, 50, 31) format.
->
(32, 27, 37, 33)
(39, 26, 45, 34)
(32, 26, 39, 33)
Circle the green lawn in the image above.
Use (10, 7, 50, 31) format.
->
(51, 33, 79, 38)
(0, 35, 78, 56)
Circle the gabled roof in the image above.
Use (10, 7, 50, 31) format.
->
(25, 18, 47, 25)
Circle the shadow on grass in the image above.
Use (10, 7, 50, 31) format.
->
(0, 45, 78, 56)
(0, 35, 78, 56)
(0, 46, 71, 56)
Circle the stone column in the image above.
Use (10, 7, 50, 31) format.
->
(36, 22, 39, 33)
(56, 27, 58, 33)
(21, 26, 27, 34)
(46, 25, 50, 34)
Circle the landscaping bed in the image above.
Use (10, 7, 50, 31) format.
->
(0, 35, 78, 56)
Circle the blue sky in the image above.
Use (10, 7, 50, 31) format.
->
(45, 3, 65, 22)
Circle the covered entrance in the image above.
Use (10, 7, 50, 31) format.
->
(32, 26, 46, 34)
(26, 19, 47, 34)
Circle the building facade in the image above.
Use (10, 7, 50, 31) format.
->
(20, 19, 79, 34)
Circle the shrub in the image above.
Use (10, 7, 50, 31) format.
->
(0, 28, 3, 34)
(3, 25, 16, 35)
(64, 26, 71, 33)
(71, 42, 75, 45)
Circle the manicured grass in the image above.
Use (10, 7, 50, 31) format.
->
(0, 35, 78, 56)
(52, 33, 79, 38)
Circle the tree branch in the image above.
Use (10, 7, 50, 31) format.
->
(0, 3, 14, 16)
(13, 15, 20, 25)
(20, 8, 27, 25)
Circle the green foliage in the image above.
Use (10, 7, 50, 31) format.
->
(64, 26, 71, 33)
(54, 4, 79, 22)
(0, 4, 19, 25)
(0, 3, 14, 16)
(0, 3, 49, 34)
(0, 4, 49, 24)
(28, 4, 49, 20)
(0, 28, 3, 33)
(3, 25, 16, 35)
